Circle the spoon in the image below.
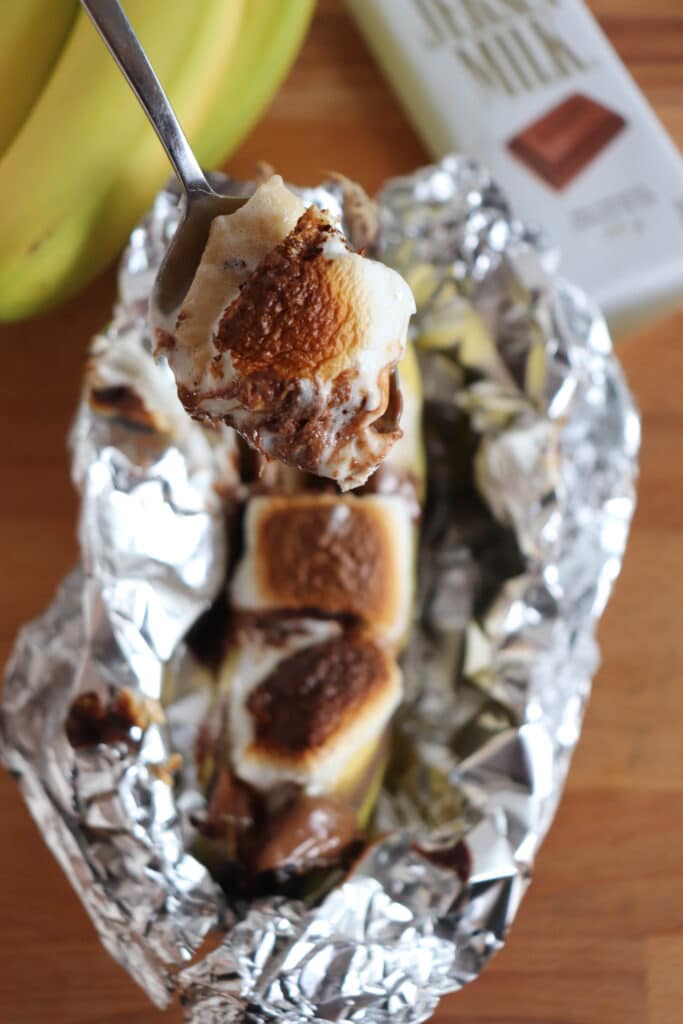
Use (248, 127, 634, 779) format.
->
(81, 0, 247, 319)
(81, 0, 403, 448)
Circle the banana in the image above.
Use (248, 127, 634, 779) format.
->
(193, 0, 316, 170)
(0, 0, 78, 160)
(0, 1, 211, 322)
(187, 336, 424, 883)
(0, 0, 314, 322)
(393, 338, 426, 505)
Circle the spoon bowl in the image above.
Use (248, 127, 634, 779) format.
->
(152, 188, 246, 320)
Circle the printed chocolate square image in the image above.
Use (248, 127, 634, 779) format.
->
(507, 93, 626, 190)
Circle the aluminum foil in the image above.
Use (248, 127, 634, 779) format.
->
(0, 157, 639, 1022)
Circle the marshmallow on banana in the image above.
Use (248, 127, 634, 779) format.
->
(221, 618, 401, 802)
(231, 492, 414, 650)
(152, 175, 415, 490)
(191, 239, 425, 884)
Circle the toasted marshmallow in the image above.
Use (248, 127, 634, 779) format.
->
(231, 493, 414, 649)
(220, 619, 401, 795)
(152, 175, 415, 490)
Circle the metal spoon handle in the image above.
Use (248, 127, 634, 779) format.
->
(80, 0, 211, 197)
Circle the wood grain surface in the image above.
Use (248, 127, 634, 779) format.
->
(1, 2, 682, 1022)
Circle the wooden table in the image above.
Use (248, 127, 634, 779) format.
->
(1, 2, 682, 1021)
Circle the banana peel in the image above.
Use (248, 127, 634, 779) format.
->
(0, 0, 78, 160)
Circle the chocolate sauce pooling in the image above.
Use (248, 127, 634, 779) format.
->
(255, 794, 359, 874)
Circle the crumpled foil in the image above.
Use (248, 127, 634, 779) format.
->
(0, 156, 639, 1022)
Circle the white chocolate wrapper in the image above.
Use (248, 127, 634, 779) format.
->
(1, 161, 639, 1022)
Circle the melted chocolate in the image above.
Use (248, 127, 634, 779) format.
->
(193, 767, 259, 859)
(371, 368, 403, 437)
(413, 839, 472, 885)
(65, 689, 152, 750)
(186, 590, 232, 670)
(254, 794, 359, 874)
(193, 762, 361, 889)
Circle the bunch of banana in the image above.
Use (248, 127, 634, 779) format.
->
(0, 1, 78, 159)
(0, 0, 314, 322)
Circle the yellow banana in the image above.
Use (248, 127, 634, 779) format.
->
(193, 0, 316, 169)
(0, 0, 313, 322)
(395, 339, 426, 504)
(0, 1, 212, 322)
(0, 0, 78, 159)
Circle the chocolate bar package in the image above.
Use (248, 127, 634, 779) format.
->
(347, 0, 683, 335)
